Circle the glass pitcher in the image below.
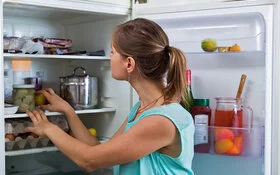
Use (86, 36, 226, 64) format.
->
(214, 97, 253, 128)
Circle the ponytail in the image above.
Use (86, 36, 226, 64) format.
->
(112, 18, 187, 104)
(164, 47, 187, 104)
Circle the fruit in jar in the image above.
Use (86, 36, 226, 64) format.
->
(215, 139, 234, 154)
(88, 128, 97, 137)
(227, 135, 243, 155)
(230, 44, 241, 52)
(13, 86, 35, 112)
(214, 128, 234, 141)
(201, 38, 217, 52)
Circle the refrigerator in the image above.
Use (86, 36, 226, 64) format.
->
(1, 0, 279, 174)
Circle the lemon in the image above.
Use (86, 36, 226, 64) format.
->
(35, 93, 46, 106)
(201, 38, 217, 52)
(88, 128, 97, 137)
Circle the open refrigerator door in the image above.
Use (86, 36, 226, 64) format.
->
(133, 3, 274, 175)
(1, 0, 279, 175)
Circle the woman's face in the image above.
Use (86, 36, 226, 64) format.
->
(110, 46, 128, 81)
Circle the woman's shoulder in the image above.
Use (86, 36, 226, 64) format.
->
(140, 103, 194, 129)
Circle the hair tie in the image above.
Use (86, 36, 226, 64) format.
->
(164, 45, 170, 53)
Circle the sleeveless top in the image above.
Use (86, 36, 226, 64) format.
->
(114, 101, 195, 175)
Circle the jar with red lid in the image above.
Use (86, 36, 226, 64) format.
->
(190, 99, 211, 153)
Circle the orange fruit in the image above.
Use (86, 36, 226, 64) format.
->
(227, 135, 243, 155)
(230, 44, 241, 52)
(215, 139, 234, 154)
(214, 128, 234, 141)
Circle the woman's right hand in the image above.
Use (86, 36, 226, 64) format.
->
(39, 88, 73, 113)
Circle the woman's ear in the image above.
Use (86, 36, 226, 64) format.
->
(126, 57, 136, 73)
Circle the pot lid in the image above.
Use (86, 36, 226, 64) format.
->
(60, 67, 90, 79)
(13, 84, 35, 88)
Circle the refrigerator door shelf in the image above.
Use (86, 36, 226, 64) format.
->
(194, 125, 264, 158)
(159, 12, 265, 53)
(170, 33, 265, 53)
(186, 51, 265, 68)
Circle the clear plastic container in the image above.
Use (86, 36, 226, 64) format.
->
(13, 84, 35, 112)
(207, 126, 264, 157)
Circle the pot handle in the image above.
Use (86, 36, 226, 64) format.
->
(73, 67, 87, 76)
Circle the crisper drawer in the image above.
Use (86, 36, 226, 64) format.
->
(194, 125, 264, 157)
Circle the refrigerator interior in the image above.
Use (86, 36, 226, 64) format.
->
(134, 5, 273, 175)
(2, 2, 273, 175)
(3, 2, 131, 175)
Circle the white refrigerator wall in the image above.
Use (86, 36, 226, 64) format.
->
(0, 1, 5, 175)
(134, 5, 273, 175)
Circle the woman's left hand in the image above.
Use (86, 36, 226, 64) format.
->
(25, 110, 54, 137)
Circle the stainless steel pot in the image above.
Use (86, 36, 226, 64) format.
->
(60, 67, 98, 110)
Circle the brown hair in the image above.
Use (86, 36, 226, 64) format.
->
(112, 18, 187, 104)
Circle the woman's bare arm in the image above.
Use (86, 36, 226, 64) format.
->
(40, 88, 99, 145)
(43, 115, 177, 172)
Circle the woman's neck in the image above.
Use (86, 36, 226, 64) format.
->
(130, 76, 164, 107)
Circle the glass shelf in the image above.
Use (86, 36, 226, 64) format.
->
(4, 107, 116, 119)
(5, 137, 109, 156)
(3, 53, 110, 60)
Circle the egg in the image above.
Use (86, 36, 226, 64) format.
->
(30, 133, 39, 138)
(15, 136, 23, 142)
(5, 134, 15, 141)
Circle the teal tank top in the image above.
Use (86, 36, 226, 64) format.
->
(114, 101, 195, 175)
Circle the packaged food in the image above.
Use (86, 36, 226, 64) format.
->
(217, 47, 230, 52)
(13, 84, 35, 112)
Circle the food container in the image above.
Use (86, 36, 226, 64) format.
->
(217, 47, 230, 52)
(24, 77, 42, 91)
(5, 141, 16, 151)
(4, 104, 19, 115)
(208, 126, 264, 157)
(191, 99, 212, 153)
(13, 84, 35, 112)
(60, 67, 98, 110)
(15, 137, 28, 149)
(27, 137, 40, 148)
(39, 137, 51, 147)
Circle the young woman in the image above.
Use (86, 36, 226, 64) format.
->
(25, 18, 194, 175)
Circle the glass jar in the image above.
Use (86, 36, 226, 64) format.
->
(13, 84, 35, 113)
(213, 97, 253, 156)
(190, 99, 211, 153)
(214, 97, 253, 128)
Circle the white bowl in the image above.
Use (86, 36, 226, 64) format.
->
(4, 104, 19, 114)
